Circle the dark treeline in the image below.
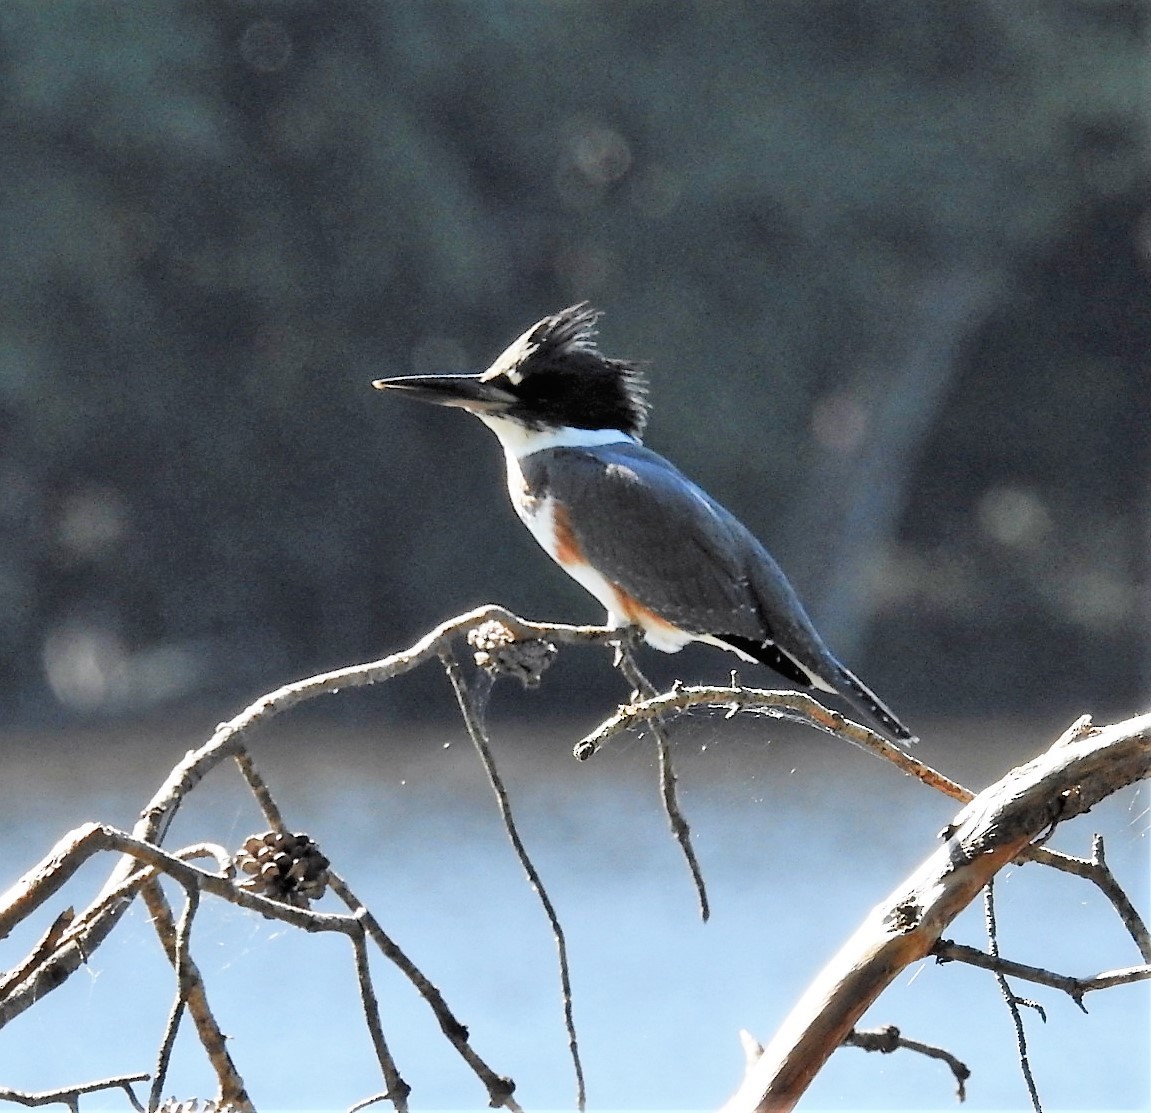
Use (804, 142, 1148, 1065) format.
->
(1, 1, 1148, 724)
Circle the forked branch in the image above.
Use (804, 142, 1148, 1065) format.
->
(0, 1073, 149, 1111)
(720, 710, 1151, 1113)
(576, 682, 971, 802)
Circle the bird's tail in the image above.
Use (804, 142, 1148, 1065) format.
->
(832, 663, 918, 745)
(717, 632, 917, 744)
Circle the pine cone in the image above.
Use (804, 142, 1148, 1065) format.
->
(468, 620, 557, 687)
(234, 830, 330, 907)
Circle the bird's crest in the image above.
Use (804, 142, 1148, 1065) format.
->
(484, 304, 649, 437)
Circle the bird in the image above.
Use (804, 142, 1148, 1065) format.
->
(373, 304, 916, 743)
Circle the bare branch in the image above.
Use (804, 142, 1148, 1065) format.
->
(347, 1094, 390, 1113)
(438, 646, 581, 1108)
(173, 843, 235, 873)
(130, 605, 609, 851)
(0, 1073, 149, 1111)
(148, 886, 199, 1112)
(1, 823, 108, 944)
(141, 879, 252, 1111)
(844, 1025, 970, 1102)
(614, 644, 710, 921)
(577, 683, 973, 802)
(3, 613, 1144, 1111)
(0, 823, 364, 1105)
(0, 908, 74, 998)
(3, 825, 363, 941)
(719, 710, 1151, 1113)
(985, 881, 1043, 1112)
(933, 940, 1151, 1009)
(327, 873, 521, 1112)
(1023, 836, 1151, 962)
(231, 749, 286, 834)
(350, 917, 410, 1113)
(150, 985, 187, 1113)
(2, 815, 516, 1111)
(0, 608, 615, 1029)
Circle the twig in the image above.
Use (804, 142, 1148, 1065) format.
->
(149, 991, 186, 1113)
(347, 1094, 390, 1113)
(141, 879, 252, 1111)
(231, 749, 286, 834)
(844, 1025, 970, 1102)
(1023, 836, 1151, 962)
(439, 645, 586, 1112)
(172, 843, 235, 873)
(1, 824, 118, 944)
(350, 914, 410, 1113)
(130, 605, 608, 852)
(1, 829, 155, 1022)
(327, 873, 521, 1112)
(148, 885, 199, 1112)
(0, 1073, 149, 1111)
(934, 940, 1151, 1009)
(614, 644, 710, 922)
(576, 683, 973, 803)
(985, 881, 1043, 1112)
(0, 908, 74, 998)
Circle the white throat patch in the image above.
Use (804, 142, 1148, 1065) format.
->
(475, 415, 637, 460)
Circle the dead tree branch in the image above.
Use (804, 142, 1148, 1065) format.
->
(141, 880, 251, 1110)
(326, 872, 521, 1112)
(439, 645, 585, 1111)
(844, 1026, 970, 1102)
(933, 941, 1151, 1008)
(613, 644, 710, 921)
(720, 710, 1151, 1113)
(576, 682, 972, 802)
(0, 821, 512, 1109)
(349, 921, 410, 1112)
(1023, 835, 1151, 962)
(983, 880, 1043, 1112)
(0, 607, 616, 1031)
(0, 1073, 149, 1111)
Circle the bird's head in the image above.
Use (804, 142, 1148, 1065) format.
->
(373, 304, 649, 440)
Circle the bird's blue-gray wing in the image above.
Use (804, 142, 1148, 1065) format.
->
(521, 444, 827, 664)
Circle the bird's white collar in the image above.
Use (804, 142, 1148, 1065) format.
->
(476, 415, 638, 459)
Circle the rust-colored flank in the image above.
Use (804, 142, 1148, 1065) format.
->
(613, 587, 682, 637)
(551, 500, 682, 638)
(551, 501, 586, 567)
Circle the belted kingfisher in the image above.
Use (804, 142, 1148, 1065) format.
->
(374, 304, 915, 743)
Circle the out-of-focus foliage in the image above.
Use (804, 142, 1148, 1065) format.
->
(0, 0, 1147, 721)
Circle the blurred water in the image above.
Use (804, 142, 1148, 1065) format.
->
(0, 713, 1147, 1111)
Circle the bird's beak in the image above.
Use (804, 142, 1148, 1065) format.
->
(371, 373, 516, 414)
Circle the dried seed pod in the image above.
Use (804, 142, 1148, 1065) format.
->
(233, 830, 331, 907)
(467, 620, 557, 688)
